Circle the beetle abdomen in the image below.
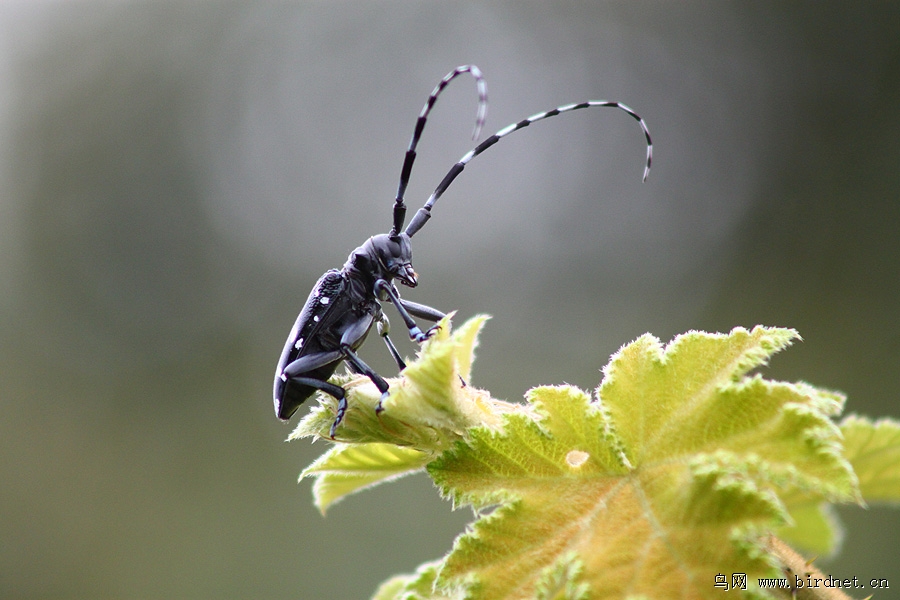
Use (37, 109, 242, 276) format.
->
(274, 270, 347, 419)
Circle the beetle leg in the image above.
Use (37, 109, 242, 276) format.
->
(397, 298, 445, 322)
(397, 298, 444, 337)
(374, 279, 437, 343)
(331, 396, 348, 439)
(281, 349, 344, 379)
(339, 320, 392, 412)
(345, 360, 364, 375)
(280, 376, 348, 438)
(377, 313, 407, 371)
(387, 298, 466, 386)
(281, 377, 345, 401)
(340, 345, 392, 411)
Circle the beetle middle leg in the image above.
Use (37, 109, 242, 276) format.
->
(338, 313, 394, 415)
(376, 313, 407, 371)
(340, 345, 400, 418)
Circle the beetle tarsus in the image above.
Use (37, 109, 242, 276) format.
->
(375, 391, 390, 414)
(330, 395, 349, 439)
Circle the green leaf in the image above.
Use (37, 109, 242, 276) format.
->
(371, 560, 443, 600)
(534, 552, 590, 600)
(422, 326, 857, 599)
(300, 443, 430, 514)
(840, 415, 900, 503)
(285, 318, 889, 600)
(776, 501, 843, 556)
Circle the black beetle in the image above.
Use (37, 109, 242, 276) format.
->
(274, 65, 652, 438)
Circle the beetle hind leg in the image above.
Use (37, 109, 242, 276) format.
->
(282, 376, 348, 439)
(331, 396, 348, 439)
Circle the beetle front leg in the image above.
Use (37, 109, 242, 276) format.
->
(391, 297, 467, 387)
(397, 298, 445, 323)
(374, 279, 439, 343)
(397, 297, 445, 338)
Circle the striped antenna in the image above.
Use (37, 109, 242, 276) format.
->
(391, 65, 488, 236)
(405, 101, 652, 238)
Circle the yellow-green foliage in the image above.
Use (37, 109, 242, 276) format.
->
(289, 317, 900, 600)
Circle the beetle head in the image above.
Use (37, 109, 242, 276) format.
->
(373, 233, 417, 287)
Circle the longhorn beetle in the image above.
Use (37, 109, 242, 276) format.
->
(274, 65, 652, 438)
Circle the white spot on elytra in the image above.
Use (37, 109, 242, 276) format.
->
(313, 315, 320, 322)
(294, 337, 304, 349)
(566, 450, 589, 468)
(320, 296, 329, 305)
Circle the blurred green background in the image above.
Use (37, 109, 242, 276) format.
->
(1, 3, 898, 598)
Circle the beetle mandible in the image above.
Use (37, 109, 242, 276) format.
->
(274, 65, 652, 438)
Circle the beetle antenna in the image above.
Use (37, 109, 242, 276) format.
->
(391, 65, 487, 237)
(404, 101, 653, 238)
